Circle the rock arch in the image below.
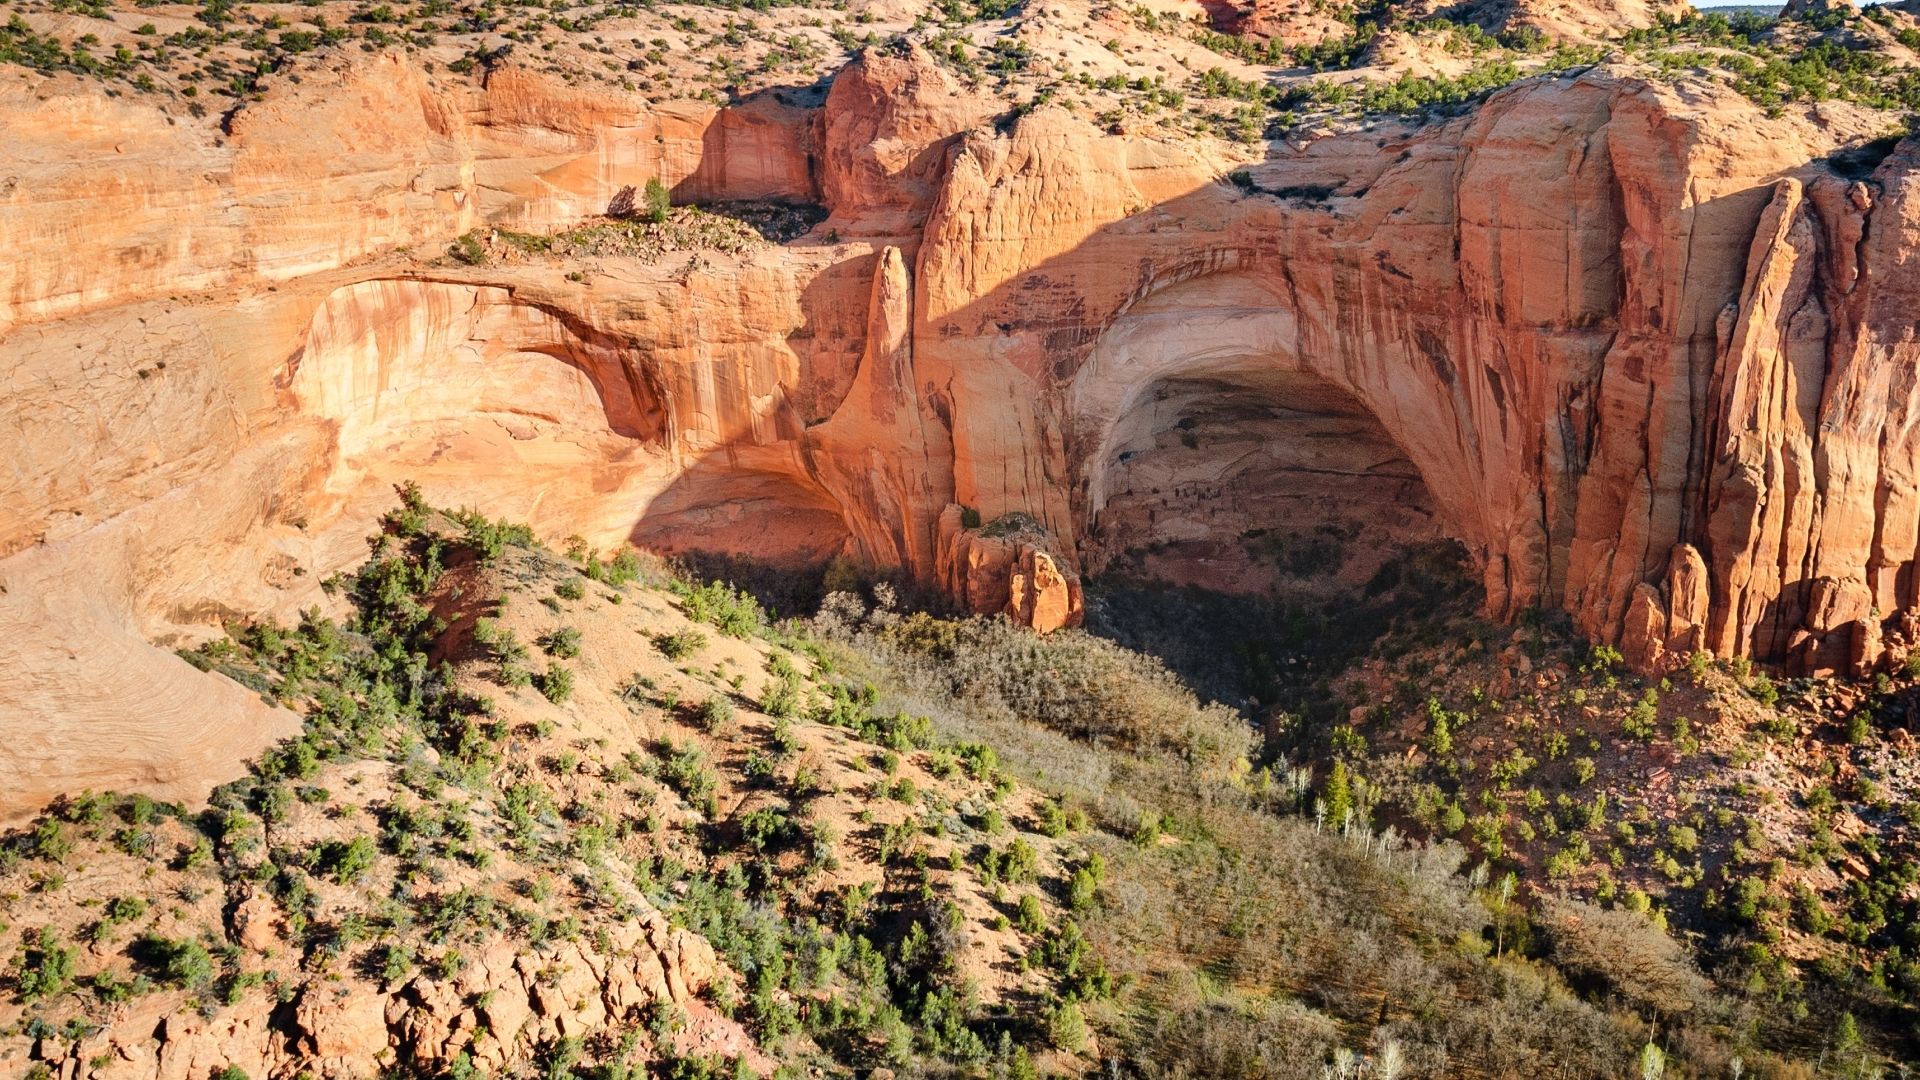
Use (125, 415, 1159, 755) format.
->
(1069, 271, 1450, 596)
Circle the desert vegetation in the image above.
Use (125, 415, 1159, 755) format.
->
(2, 487, 1097, 1077)
(5, 0, 1920, 1072)
(9, 474, 1920, 1075)
(1077, 538, 1920, 1072)
(7, 0, 1917, 151)
(444, 200, 826, 268)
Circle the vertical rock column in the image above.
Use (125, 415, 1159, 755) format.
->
(804, 247, 954, 580)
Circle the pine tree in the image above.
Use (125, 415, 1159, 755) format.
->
(644, 177, 671, 223)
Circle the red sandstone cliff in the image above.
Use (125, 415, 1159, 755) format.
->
(4, 34, 1920, 816)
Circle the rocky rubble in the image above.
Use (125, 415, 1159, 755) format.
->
(22, 901, 733, 1080)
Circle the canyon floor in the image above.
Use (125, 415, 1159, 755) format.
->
(10, 0, 1920, 1075)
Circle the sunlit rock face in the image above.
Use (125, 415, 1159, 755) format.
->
(4, 40, 1919, 817)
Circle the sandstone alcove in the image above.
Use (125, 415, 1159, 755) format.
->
(628, 455, 853, 568)
(290, 279, 681, 548)
(1073, 271, 1444, 600)
(1085, 366, 1441, 598)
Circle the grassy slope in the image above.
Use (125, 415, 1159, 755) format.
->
(0, 491, 1089, 1078)
(2, 491, 1910, 1078)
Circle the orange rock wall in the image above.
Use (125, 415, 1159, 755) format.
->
(5, 46, 1920, 816)
(0, 53, 817, 334)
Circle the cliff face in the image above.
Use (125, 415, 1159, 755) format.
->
(3, 43, 1918, 817)
(0, 53, 817, 333)
(897, 67, 1919, 687)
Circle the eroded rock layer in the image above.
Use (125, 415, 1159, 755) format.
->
(4, 44, 1920, 816)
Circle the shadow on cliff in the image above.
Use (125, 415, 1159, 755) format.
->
(615, 235, 887, 618)
(617, 84, 1906, 689)
(617, 115, 1512, 678)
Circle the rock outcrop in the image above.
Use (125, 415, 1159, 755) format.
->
(1239, 0, 1692, 46)
(936, 506, 1084, 634)
(5, 38, 1920, 814)
(26, 908, 738, 1080)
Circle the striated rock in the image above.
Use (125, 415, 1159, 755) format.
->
(818, 45, 996, 222)
(0, 53, 816, 334)
(1231, 0, 1356, 47)
(10, 43, 1920, 815)
(293, 983, 391, 1071)
(1620, 545, 1714, 673)
(1240, 0, 1687, 47)
(803, 245, 954, 576)
(1786, 0, 1855, 15)
(1621, 584, 1670, 673)
(1398, 0, 1691, 43)
(1500, 0, 1691, 42)
(229, 894, 284, 954)
(1008, 546, 1081, 635)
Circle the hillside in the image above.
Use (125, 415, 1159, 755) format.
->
(3, 492, 1087, 1078)
(7, 489, 1899, 1079)
(9, 0, 1920, 815)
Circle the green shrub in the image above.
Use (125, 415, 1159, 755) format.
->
(1068, 855, 1105, 912)
(1686, 651, 1711, 684)
(644, 177, 671, 223)
(656, 629, 708, 660)
(739, 805, 792, 850)
(13, 927, 75, 1003)
(538, 665, 575, 704)
(664, 745, 718, 802)
(1015, 893, 1045, 935)
(1847, 712, 1872, 744)
(675, 580, 764, 638)
(698, 695, 735, 733)
(1805, 785, 1837, 815)
(138, 934, 214, 989)
(1039, 798, 1088, 839)
(986, 838, 1038, 885)
(380, 943, 415, 984)
(762, 677, 802, 720)
(320, 835, 378, 883)
(540, 626, 582, 659)
(1622, 693, 1659, 741)
(769, 716, 798, 756)
(1320, 761, 1353, 827)
(88, 968, 146, 1005)
(1792, 883, 1833, 935)
(448, 232, 485, 265)
(28, 818, 72, 863)
(1050, 1000, 1089, 1052)
(451, 509, 535, 563)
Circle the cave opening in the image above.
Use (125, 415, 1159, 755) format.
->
(1077, 354, 1479, 724)
(1084, 365, 1443, 600)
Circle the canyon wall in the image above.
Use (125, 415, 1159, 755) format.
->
(3, 45, 1919, 815)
